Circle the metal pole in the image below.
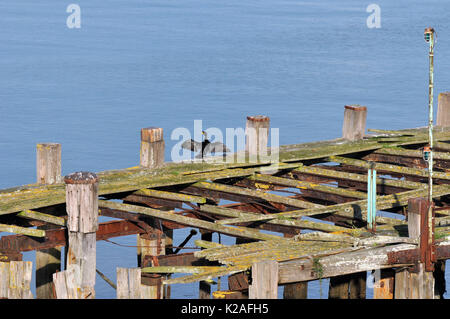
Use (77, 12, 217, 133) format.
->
(372, 169, 377, 232)
(367, 169, 372, 230)
(426, 28, 435, 246)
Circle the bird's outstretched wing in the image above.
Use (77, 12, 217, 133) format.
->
(203, 142, 230, 155)
(181, 139, 202, 152)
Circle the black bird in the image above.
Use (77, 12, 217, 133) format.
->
(181, 131, 230, 159)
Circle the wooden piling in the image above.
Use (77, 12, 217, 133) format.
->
(61, 172, 99, 299)
(199, 231, 212, 299)
(342, 105, 367, 141)
(329, 272, 366, 299)
(394, 198, 435, 299)
(437, 92, 450, 127)
(139, 231, 165, 299)
(117, 268, 142, 299)
(138, 127, 171, 298)
(248, 260, 278, 299)
(140, 127, 165, 168)
(35, 143, 62, 299)
(246, 115, 270, 161)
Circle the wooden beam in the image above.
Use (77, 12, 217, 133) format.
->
(191, 181, 322, 209)
(98, 200, 288, 242)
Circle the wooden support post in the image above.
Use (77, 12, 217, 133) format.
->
(394, 198, 435, 299)
(283, 282, 308, 299)
(61, 172, 99, 299)
(246, 115, 270, 162)
(248, 260, 278, 299)
(139, 231, 165, 299)
(328, 275, 349, 299)
(373, 269, 395, 299)
(342, 105, 367, 141)
(283, 231, 307, 299)
(140, 127, 164, 168)
(349, 272, 366, 299)
(328, 272, 366, 299)
(138, 127, 167, 298)
(117, 268, 142, 299)
(199, 231, 212, 299)
(437, 92, 450, 127)
(0, 261, 33, 299)
(35, 143, 62, 299)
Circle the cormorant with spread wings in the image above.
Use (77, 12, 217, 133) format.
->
(181, 131, 230, 159)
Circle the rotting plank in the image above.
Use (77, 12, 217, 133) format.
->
(16, 210, 66, 227)
(215, 184, 450, 225)
(132, 189, 206, 204)
(200, 204, 353, 233)
(250, 174, 367, 199)
(292, 165, 425, 190)
(329, 155, 450, 181)
(98, 200, 289, 242)
(190, 181, 322, 209)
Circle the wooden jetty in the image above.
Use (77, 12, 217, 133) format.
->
(1, 100, 450, 299)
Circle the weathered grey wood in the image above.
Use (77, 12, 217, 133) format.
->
(53, 266, 81, 299)
(0, 262, 9, 298)
(342, 105, 367, 141)
(64, 172, 99, 299)
(248, 260, 278, 299)
(277, 243, 419, 284)
(36, 143, 63, 299)
(437, 92, 450, 127)
(117, 268, 142, 299)
(246, 115, 270, 161)
(36, 143, 61, 185)
(7, 261, 33, 299)
(65, 173, 99, 233)
(140, 127, 165, 168)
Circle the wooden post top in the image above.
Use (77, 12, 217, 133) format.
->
(344, 105, 367, 111)
(141, 127, 164, 143)
(37, 143, 60, 149)
(64, 172, 98, 184)
(247, 115, 270, 122)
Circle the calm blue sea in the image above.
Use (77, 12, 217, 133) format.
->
(0, 0, 449, 298)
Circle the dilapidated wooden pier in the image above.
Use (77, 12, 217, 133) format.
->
(1, 100, 450, 299)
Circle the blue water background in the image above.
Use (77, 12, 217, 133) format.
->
(0, 0, 449, 298)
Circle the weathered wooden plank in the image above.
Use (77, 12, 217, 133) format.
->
(142, 266, 224, 274)
(224, 184, 450, 225)
(133, 188, 206, 204)
(330, 155, 450, 181)
(292, 164, 424, 190)
(0, 223, 45, 237)
(250, 173, 367, 199)
(191, 181, 321, 209)
(98, 200, 288, 242)
(202, 204, 352, 233)
(17, 210, 66, 226)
